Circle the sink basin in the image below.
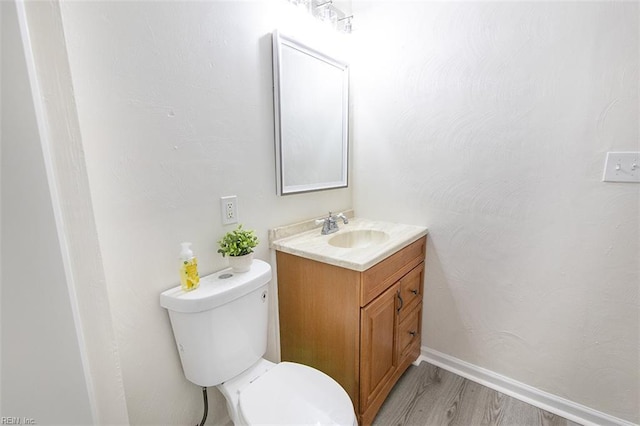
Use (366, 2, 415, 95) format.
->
(270, 216, 428, 271)
(328, 229, 390, 249)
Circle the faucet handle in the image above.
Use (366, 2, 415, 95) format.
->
(335, 212, 349, 224)
(316, 212, 332, 224)
(315, 213, 331, 228)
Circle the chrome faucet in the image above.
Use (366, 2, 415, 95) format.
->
(315, 212, 349, 235)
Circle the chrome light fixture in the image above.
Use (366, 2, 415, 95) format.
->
(286, 0, 354, 33)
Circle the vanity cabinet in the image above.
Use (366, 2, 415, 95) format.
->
(276, 236, 426, 425)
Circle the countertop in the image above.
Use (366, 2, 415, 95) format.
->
(270, 216, 428, 272)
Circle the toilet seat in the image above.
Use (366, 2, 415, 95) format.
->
(238, 362, 356, 425)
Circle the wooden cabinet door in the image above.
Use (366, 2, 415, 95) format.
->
(359, 282, 400, 413)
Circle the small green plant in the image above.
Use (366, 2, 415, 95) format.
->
(217, 224, 259, 257)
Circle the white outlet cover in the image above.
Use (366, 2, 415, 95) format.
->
(220, 195, 238, 225)
(602, 152, 640, 183)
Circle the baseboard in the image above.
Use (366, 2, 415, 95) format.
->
(418, 347, 637, 426)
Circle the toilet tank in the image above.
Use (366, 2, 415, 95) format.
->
(160, 259, 272, 387)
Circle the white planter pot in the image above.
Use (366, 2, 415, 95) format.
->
(228, 253, 253, 273)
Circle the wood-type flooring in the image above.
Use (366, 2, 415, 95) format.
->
(372, 362, 582, 426)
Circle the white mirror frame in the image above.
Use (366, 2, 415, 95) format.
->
(272, 30, 349, 195)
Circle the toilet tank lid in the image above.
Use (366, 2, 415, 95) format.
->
(160, 259, 271, 313)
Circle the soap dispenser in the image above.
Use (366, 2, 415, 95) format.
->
(179, 242, 200, 292)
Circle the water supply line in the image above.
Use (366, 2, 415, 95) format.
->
(196, 387, 208, 426)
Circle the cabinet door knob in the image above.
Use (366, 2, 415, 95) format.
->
(411, 289, 418, 295)
(409, 331, 417, 337)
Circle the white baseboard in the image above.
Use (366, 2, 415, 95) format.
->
(418, 347, 637, 426)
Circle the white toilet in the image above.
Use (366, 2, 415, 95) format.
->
(160, 259, 357, 425)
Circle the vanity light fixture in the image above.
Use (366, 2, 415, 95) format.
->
(338, 15, 353, 33)
(315, 0, 333, 9)
(316, 1, 337, 27)
(286, 0, 354, 33)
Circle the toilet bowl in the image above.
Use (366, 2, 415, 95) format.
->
(160, 259, 357, 425)
(218, 358, 356, 426)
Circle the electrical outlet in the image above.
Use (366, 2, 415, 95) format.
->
(220, 195, 238, 225)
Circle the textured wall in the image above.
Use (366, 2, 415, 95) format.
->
(351, 2, 639, 423)
(19, 0, 638, 423)
(0, 2, 93, 422)
(57, 1, 351, 424)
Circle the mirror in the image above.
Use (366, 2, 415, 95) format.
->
(272, 30, 349, 195)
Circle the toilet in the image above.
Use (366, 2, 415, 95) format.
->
(160, 259, 357, 425)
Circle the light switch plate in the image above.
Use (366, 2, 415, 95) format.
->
(602, 152, 640, 183)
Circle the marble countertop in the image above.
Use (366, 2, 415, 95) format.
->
(270, 216, 428, 272)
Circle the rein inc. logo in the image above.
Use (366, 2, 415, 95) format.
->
(1, 418, 36, 425)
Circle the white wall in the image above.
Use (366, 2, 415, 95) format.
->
(0, 1, 93, 423)
(54, 1, 351, 424)
(15, 0, 638, 424)
(351, 2, 639, 423)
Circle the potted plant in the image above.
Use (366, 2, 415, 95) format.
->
(217, 224, 259, 273)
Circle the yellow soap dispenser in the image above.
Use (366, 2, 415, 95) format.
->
(179, 242, 200, 292)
